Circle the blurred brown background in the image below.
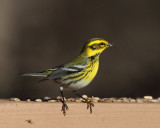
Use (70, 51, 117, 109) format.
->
(0, 0, 160, 99)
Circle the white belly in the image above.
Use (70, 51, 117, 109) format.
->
(66, 79, 90, 90)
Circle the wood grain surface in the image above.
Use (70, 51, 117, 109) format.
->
(0, 100, 160, 128)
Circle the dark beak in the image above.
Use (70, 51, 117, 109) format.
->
(107, 43, 114, 47)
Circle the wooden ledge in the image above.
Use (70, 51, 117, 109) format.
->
(0, 100, 160, 128)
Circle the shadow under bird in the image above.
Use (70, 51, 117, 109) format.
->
(21, 38, 113, 116)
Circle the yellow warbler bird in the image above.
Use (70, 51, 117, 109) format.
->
(22, 38, 113, 115)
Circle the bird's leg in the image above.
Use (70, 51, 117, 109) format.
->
(60, 87, 68, 116)
(73, 90, 94, 113)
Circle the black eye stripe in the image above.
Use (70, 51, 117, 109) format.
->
(90, 45, 96, 50)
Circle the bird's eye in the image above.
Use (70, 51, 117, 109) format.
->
(100, 42, 105, 47)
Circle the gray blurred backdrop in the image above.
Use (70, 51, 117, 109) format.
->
(0, 0, 160, 99)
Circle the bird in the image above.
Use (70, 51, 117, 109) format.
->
(21, 38, 113, 116)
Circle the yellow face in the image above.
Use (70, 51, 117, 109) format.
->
(81, 38, 112, 57)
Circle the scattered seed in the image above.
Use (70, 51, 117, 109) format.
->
(67, 98, 75, 102)
(122, 97, 129, 103)
(43, 96, 51, 100)
(10, 98, 20, 102)
(9, 96, 160, 103)
(56, 96, 66, 102)
(82, 95, 88, 99)
(99, 99, 105, 102)
(150, 99, 158, 103)
(92, 97, 100, 100)
(111, 98, 117, 103)
(117, 99, 123, 103)
(92, 97, 100, 103)
(56, 96, 62, 102)
(48, 100, 57, 103)
(103, 98, 112, 103)
(75, 99, 82, 103)
(35, 99, 42, 102)
(56, 96, 61, 100)
(130, 99, 136, 103)
(26, 99, 31, 102)
(136, 98, 143, 103)
(144, 96, 153, 100)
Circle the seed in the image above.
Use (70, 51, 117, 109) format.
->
(91, 97, 100, 103)
(143, 99, 149, 103)
(122, 98, 129, 103)
(99, 99, 105, 102)
(26, 99, 31, 102)
(10, 98, 21, 102)
(103, 98, 112, 103)
(117, 99, 123, 103)
(75, 99, 82, 103)
(136, 98, 143, 103)
(144, 96, 153, 100)
(150, 99, 158, 103)
(130, 99, 136, 103)
(111, 98, 117, 103)
(56, 96, 62, 100)
(82, 95, 88, 99)
(48, 100, 57, 102)
(67, 98, 75, 102)
(43, 96, 51, 100)
(35, 99, 42, 102)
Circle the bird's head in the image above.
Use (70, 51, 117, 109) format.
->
(81, 38, 113, 57)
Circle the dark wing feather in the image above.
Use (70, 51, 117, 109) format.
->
(45, 65, 84, 80)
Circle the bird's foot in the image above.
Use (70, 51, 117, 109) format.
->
(84, 98, 94, 113)
(61, 102, 69, 116)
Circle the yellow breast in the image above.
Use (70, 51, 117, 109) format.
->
(86, 61, 99, 83)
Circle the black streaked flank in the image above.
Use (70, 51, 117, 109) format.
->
(66, 70, 90, 86)
(63, 73, 84, 81)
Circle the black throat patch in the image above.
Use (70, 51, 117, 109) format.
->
(89, 53, 100, 61)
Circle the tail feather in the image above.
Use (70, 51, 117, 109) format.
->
(20, 73, 47, 77)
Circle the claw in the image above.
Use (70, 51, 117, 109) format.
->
(73, 91, 95, 114)
(61, 102, 69, 116)
(87, 103, 89, 109)
(85, 98, 94, 113)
